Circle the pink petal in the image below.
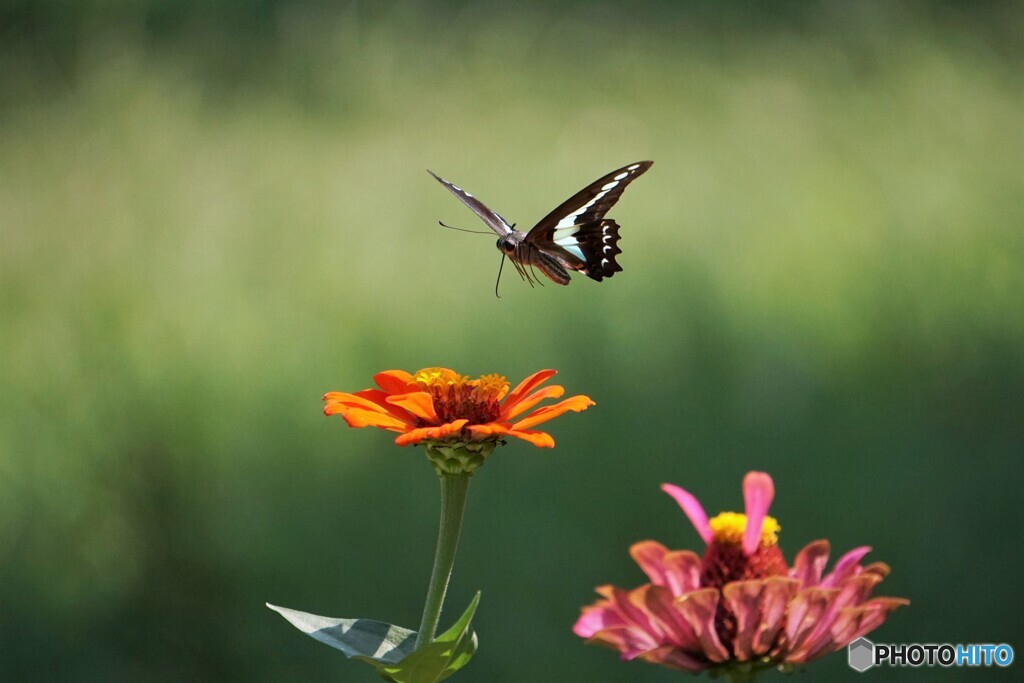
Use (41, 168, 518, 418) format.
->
(820, 546, 872, 588)
(674, 589, 731, 663)
(629, 543, 702, 596)
(851, 597, 910, 638)
(573, 603, 622, 638)
(860, 562, 892, 580)
(821, 606, 869, 656)
(661, 550, 703, 595)
(594, 587, 667, 661)
(641, 585, 702, 651)
(782, 588, 836, 659)
(834, 573, 884, 608)
(742, 471, 774, 556)
(723, 578, 799, 660)
(661, 483, 713, 544)
(791, 576, 879, 661)
(630, 541, 672, 587)
(609, 586, 661, 641)
(639, 645, 710, 672)
(753, 578, 799, 654)
(722, 580, 765, 661)
(801, 596, 908, 663)
(590, 625, 661, 660)
(790, 540, 830, 587)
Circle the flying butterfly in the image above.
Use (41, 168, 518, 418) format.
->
(428, 161, 653, 290)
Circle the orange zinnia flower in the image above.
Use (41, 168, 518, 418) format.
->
(323, 368, 594, 448)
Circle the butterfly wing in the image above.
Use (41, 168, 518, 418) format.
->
(525, 161, 652, 281)
(428, 170, 514, 237)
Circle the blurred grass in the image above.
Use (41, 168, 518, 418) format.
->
(1, 1, 1023, 680)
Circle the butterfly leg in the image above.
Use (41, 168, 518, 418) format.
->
(511, 258, 535, 287)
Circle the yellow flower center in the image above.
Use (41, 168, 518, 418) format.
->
(413, 368, 509, 424)
(708, 511, 781, 548)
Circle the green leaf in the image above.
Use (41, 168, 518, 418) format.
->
(379, 592, 481, 683)
(266, 603, 417, 665)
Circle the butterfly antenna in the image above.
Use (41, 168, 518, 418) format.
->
(495, 253, 507, 298)
(438, 220, 491, 235)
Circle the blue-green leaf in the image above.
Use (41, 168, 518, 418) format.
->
(266, 603, 417, 665)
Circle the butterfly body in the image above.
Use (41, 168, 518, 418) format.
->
(429, 161, 652, 286)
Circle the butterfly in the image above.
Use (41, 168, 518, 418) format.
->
(428, 161, 653, 287)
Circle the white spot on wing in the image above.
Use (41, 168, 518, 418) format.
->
(563, 245, 585, 260)
(601, 181, 618, 191)
(614, 172, 628, 180)
(554, 189, 610, 229)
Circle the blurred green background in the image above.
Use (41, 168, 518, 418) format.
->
(2, 1, 1022, 680)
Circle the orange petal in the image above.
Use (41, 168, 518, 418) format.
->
(468, 423, 555, 448)
(502, 384, 565, 420)
(352, 389, 422, 423)
(467, 423, 503, 438)
(510, 394, 595, 431)
(323, 390, 379, 407)
(394, 419, 468, 446)
(386, 392, 439, 423)
(324, 392, 413, 424)
(501, 369, 557, 414)
(374, 370, 415, 394)
(335, 408, 411, 431)
(507, 429, 555, 447)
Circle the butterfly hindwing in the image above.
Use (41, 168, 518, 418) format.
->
(539, 219, 623, 281)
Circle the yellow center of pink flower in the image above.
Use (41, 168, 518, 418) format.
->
(708, 512, 780, 548)
(412, 368, 509, 424)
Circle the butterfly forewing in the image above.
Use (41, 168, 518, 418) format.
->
(427, 170, 514, 237)
(528, 161, 653, 234)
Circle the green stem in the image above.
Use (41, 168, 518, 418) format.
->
(415, 472, 470, 649)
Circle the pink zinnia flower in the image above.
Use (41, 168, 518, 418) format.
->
(574, 472, 908, 678)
